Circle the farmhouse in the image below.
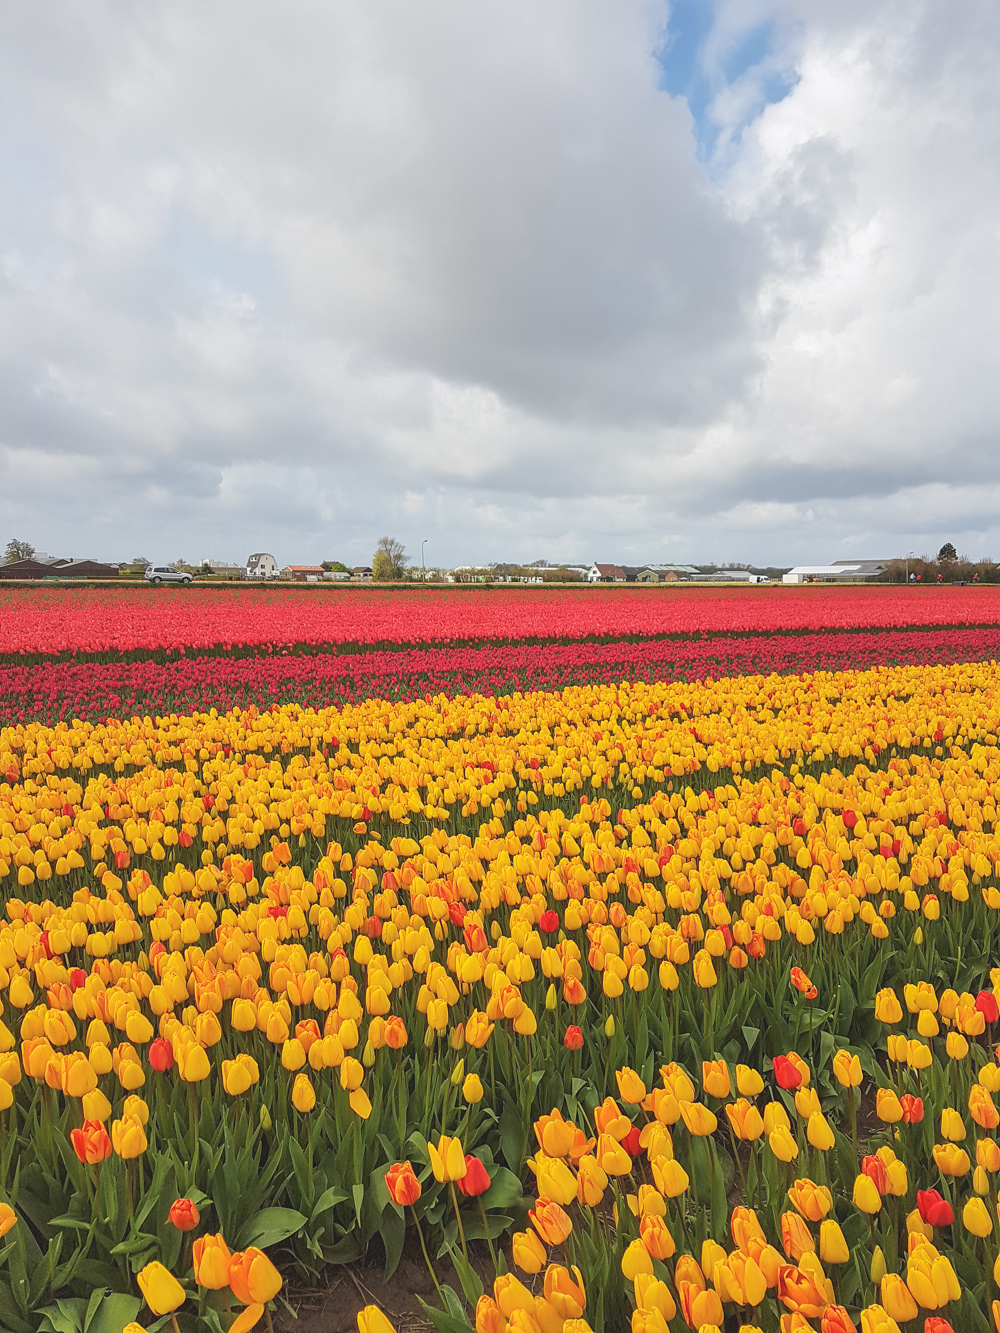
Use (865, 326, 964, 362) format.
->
(246, 553, 279, 579)
(637, 564, 700, 582)
(587, 563, 627, 583)
(282, 565, 325, 582)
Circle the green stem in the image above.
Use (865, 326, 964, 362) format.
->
(726, 1121, 749, 1204)
(478, 1197, 499, 1272)
(412, 1207, 444, 1301)
(187, 1082, 200, 1179)
(450, 1180, 469, 1261)
(849, 1085, 859, 1175)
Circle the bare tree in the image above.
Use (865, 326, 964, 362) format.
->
(4, 538, 34, 564)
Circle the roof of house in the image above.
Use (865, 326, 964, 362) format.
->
(283, 564, 325, 572)
(247, 552, 276, 562)
(591, 563, 626, 576)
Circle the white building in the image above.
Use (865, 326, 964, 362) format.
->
(588, 563, 627, 583)
(783, 562, 886, 584)
(246, 553, 279, 579)
(201, 559, 244, 577)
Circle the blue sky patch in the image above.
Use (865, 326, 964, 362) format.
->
(657, 2, 796, 159)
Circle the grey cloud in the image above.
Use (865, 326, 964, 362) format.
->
(0, 0, 998, 567)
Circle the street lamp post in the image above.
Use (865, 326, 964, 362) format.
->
(905, 550, 915, 584)
(421, 539, 428, 582)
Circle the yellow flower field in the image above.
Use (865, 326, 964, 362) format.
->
(3, 659, 1000, 1333)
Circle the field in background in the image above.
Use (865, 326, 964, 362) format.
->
(1, 582, 997, 658)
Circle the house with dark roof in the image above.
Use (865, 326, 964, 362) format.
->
(0, 557, 117, 579)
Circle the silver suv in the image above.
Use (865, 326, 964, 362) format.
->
(144, 565, 193, 585)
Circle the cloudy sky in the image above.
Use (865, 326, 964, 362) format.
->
(1, 0, 997, 569)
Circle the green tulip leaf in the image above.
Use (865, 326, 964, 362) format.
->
(234, 1207, 307, 1250)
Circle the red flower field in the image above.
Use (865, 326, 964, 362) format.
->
(1, 582, 998, 658)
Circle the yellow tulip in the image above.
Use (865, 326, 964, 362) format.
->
(137, 1262, 186, 1315)
(512, 1229, 547, 1275)
(832, 1051, 862, 1088)
(111, 1115, 147, 1160)
(852, 1174, 882, 1214)
(192, 1233, 232, 1290)
(964, 1196, 993, 1237)
(806, 1111, 835, 1151)
(462, 1073, 484, 1103)
(429, 1135, 467, 1182)
(621, 1238, 654, 1280)
(291, 1074, 316, 1113)
(356, 1307, 396, 1333)
(701, 1060, 731, 1099)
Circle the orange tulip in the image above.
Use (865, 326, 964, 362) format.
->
(385, 1161, 422, 1207)
(638, 1214, 675, 1260)
(777, 1253, 834, 1317)
(543, 1265, 586, 1319)
(70, 1119, 112, 1165)
(229, 1248, 283, 1304)
(530, 1198, 573, 1246)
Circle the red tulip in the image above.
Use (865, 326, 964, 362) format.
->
(563, 1026, 584, 1051)
(621, 1126, 642, 1156)
(540, 910, 559, 934)
(773, 1056, 803, 1089)
(900, 1094, 924, 1123)
(149, 1037, 175, 1072)
(861, 1155, 889, 1194)
(977, 991, 1000, 1024)
(168, 1199, 200, 1231)
(457, 1156, 491, 1197)
(917, 1189, 954, 1227)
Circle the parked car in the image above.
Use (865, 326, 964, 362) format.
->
(144, 565, 193, 585)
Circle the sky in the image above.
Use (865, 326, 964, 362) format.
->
(1, 0, 998, 570)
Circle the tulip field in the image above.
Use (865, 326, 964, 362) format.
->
(3, 588, 1000, 1333)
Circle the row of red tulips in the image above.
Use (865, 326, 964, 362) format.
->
(0, 584, 996, 659)
(3, 624, 1000, 726)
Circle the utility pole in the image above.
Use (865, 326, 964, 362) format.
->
(421, 539, 428, 582)
(905, 550, 915, 583)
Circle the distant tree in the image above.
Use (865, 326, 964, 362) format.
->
(373, 536, 408, 581)
(371, 550, 391, 581)
(4, 538, 34, 564)
(322, 560, 349, 573)
(132, 555, 150, 568)
(938, 543, 957, 562)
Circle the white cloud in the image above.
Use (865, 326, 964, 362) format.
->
(0, 0, 997, 567)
